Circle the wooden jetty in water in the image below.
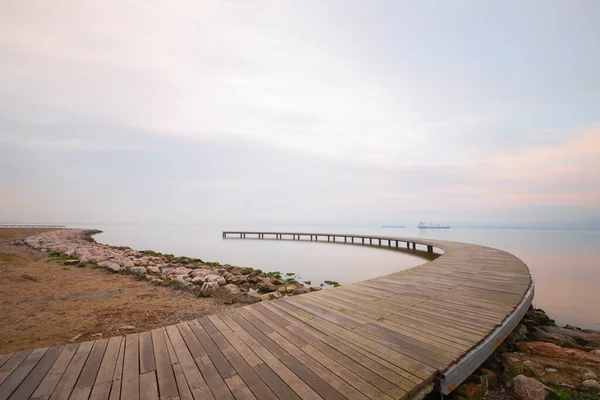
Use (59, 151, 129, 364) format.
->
(0, 231, 533, 399)
(0, 225, 66, 229)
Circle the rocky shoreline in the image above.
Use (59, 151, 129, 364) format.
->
(445, 309, 600, 400)
(17, 229, 325, 305)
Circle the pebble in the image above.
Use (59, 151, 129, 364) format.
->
(68, 334, 82, 343)
(118, 325, 136, 330)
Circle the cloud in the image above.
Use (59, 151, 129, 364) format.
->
(0, 1, 599, 226)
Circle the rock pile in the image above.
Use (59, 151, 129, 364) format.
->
(18, 229, 318, 304)
(448, 308, 600, 400)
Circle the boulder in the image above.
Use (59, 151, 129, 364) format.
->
(257, 278, 277, 293)
(131, 267, 147, 275)
(279, 284, 298, 294)
(205, 274, 226, 286)
(239, 283, 251, 292)
(213, 284, 241, 304)
(516, 342, 600, 363)
(512, 375, 548, 400)
(123, 260, 135, 269)
(226, 275, 248, 285)
(270, 277, 284, 286)
(261, 291, 282, 301)
(292, 286, 310, 295)
(200, 281, 219, 297)
(161, 268, 175, 276)
(310, 286, 322, 292)
(107, 263, 123, 273)
(238, 292, 263, 303)
(146, 266, 161, 275)
(173, 267, 192, 276)
(191, 276, 205, 285)
(582, 379, 600, 392)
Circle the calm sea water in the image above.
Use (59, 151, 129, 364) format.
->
(81, 225, 600, 329)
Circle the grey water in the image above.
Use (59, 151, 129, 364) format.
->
(86, 224, 600, 329)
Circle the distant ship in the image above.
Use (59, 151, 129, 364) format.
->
(417, 222, 450, 229)
(381, 225, 406, 228)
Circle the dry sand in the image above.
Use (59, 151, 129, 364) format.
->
(0, 228, 239, 353)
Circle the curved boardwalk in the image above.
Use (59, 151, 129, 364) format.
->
(0, 232, 533, 400)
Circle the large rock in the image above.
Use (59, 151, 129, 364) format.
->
(516, 342, 600, 364)
(292, 286, 310, 295)
(278, 284, 298, 294)
(107, 263, 123, 272)
(257, 278, 277, 293)
(205, 274, 226, 286)
(200, 281, 219, 297)
(173, 267, 192, 276)
(310, 286, 322, 292)
(238, 292, 262, 303)
(512, 375, 548, 400)
(213, 284, 241, 304)
(261, 292, 282, 301)
(270, 277, 284, 286)
(146, 266, 161, 275)
(226, 275, 248, 285)
(131, 267, 147, 275)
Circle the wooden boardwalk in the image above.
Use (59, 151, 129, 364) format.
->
(0, 232, 533, 400)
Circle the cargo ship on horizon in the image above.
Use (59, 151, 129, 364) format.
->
(417, 222, 450, 229)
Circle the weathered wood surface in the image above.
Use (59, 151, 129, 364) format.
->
(0, 234, 532, 399)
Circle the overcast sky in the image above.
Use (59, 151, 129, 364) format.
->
(1, 1, 599, 227)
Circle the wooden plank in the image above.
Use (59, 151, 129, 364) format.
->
(165, 324, 214, 399)
(0, 350, 31, 386)
(31, 344, 79, 399)
(151, 328, 179, 400)
(139, 331, 156, 374)
(163, 327, 193, 400)
(69, 338, 108, 400)
(89, 336, 122, 400)
(224, 375, 257, 400)
(9, 346, 63, 400)
(176, 321, 233, 400)
(140, 371, 159, 400)
(121, 333, 140, 400)
(198, 317, 290, 400)
(0, 354, 12, 370)
(0, 347, 47, 400)
(108, 335, 126, 400)
(172, 364, 194, 400)
(49, 340, 94, 400)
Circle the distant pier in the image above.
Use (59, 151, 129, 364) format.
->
(0, 224, 66, 228)
(222, 230, 436, 253)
